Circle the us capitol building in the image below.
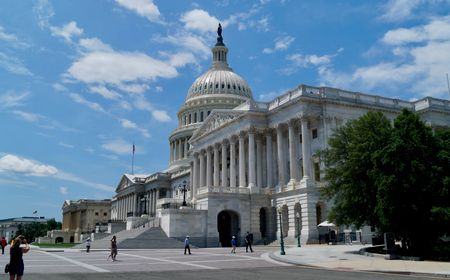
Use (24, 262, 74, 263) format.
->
(110, 26, 450, 247)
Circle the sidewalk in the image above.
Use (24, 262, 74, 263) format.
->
(269, 244, 450, 277)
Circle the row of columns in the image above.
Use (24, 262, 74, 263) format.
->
(170, 137, 190, 162)
(116, 189, 159, 221)
(190, 117, 314, 197)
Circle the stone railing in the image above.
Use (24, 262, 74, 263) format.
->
(197, 186, 250, 194)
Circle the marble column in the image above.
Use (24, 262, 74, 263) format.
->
(184, 138, 189, 158)
(170, 141, 173, 162)
(300, 117, 313, 188)
(277, 124, 286, 187)
(248, 129, 256, 189)
(199, 150, 206, 188)
(239, 132, 246, 188)
(256, 135, 263, 188)
(178, 139, 182, 160)
(193, 153, 199, 194)
(213, 144, 220, 187)
(206, 147, 213, 187)
(221, 140, 227, 187)
(288, 119, 299, 185)
(230, 138, 237, 188)
(266, 132, 273, 188)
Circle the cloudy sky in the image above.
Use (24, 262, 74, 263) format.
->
(1, 0, 449, 221)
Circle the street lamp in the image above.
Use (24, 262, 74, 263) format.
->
(178, 180, 190, 207)
(140, 195, 148, 215)
(278, 207, 286, 255)
(296, 212, 301, 247)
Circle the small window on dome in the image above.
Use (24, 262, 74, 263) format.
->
(221, 83, 224, 89)
(233, 85, 236, 90)
(227, 84, 230, 89)
(216, 83, 219, 89)
(238, 85, 241, 90)
(243, 87, 246, 92)
(204, 84, 207, 89)
(210, 83, 213, 88)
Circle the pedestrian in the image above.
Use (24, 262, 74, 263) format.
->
(184, 235, 191, 255)
(85, 237, 91, 253)
(9, 236, 30, 280)
(108, 236, 117, 261)
(230, 236, 236, 254)
(245, 232, 253, 253)
(1, 236, 7, 255)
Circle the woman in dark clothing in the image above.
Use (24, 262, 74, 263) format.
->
(9, 236, 30, 280)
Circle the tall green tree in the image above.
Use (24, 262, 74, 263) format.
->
(321, 109, 449, 256)
(321, 111, 392, 228)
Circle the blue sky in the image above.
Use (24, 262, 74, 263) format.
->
(1, 0, 449, 221)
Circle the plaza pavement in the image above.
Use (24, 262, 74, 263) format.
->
(268, 244, 450, 277)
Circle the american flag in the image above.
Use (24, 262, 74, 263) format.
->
(133, 143, 135, 154)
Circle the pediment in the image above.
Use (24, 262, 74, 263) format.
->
(191, 110, 244, 141)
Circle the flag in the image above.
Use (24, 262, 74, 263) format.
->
(133, 143, 135, 155)
(33, 210, 37, 214)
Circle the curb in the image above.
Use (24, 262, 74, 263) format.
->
(267, 250, 450, 278)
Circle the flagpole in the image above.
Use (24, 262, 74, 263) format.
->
(132, 142, 135, 175)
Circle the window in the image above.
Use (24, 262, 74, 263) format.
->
(312, 129, 318, 139)
(299, 134, 302, 143)
(314, 162, 321, 181)
(221, 83, 225, 89)
(194, 113, 197, 122)
(200, 112, 204, 121)
(95, 212, 99, 216)
(188, 114, 192, 124)
(207, 111, 211, 116)
(103, 213, 107, 216)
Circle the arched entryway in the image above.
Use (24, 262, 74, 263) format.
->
(55, 237, 64, 243)
(217, 210, 240, 247)
(259, 208, 267, 240)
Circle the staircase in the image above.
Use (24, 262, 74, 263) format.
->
(73, 226, 185, 250)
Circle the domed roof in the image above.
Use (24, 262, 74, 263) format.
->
(187, 68, 253, 100)
(185, 27, 253, 101)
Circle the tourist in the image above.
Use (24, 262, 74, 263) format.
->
(184, 236, 191, 255)
(230, 236, 236, 254)
(9, 236, 30, 280)
(109, 236, 117, 261)
(1, 236, 7, 255)
(85, 237, 91, 253)
(245, 232, 253, 253)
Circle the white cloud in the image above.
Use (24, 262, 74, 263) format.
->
(258, 88, 289, 101)
(379, 0, 423, 22)
(0, 26, 30, 48)
(67, 51, 178, 85)
(181, 9, 219, 33)
(115, 0, 161, 23)
(168, 52, 197, 67)
(0, 52, 33, 76)
(50, 21, 83, 42)
(116, 83, 149, 94)
(33, 0, 55, 29)
(102, 139, 133, 155)
(120, 118, 137, 129)
(263, 36, 295, 54)
(0, 154, 58, 177)
(281, 49, 343, 75)
(59, 186, 68, 195)
(52, 83, 68, 92)
(89, 85, 121, 100)
(0, 91, 29, 109)
(153, 33, 210, 57)
(69, 93, 106, 113)
(58, 142, 74, 149)
(54, 171, 114, 192)
(152, 110, 172, 122)
(12, 110, 43, 123)
(78, 37, 113, 52)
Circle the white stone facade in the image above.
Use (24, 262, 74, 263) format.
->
(113, 31, 450, 247)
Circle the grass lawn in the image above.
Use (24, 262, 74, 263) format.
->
(33, 243, 77, 248)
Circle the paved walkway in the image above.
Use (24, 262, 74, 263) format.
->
(269, 244, 450, 277)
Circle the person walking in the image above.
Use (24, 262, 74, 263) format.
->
(184, 236, 191, 255)
(230, 236, 237, 254)
(245, 232, 253, 253)
(85, 237, 91, 253)
(9, 236, 30, 280)
(1, 236, 7, 255)
(108, 236, 117, 261)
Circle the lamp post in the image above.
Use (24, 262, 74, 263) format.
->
(296, 212, 301, 247)
(278, 207, 286, 255)
(179, 180, 190, 207)
(140, 195, 148, 215)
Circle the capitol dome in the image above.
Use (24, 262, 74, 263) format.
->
(185, 30, 253, 102)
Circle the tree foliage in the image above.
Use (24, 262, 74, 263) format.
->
(321, 109, 450, 256)
(15, 219, 62, 242)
